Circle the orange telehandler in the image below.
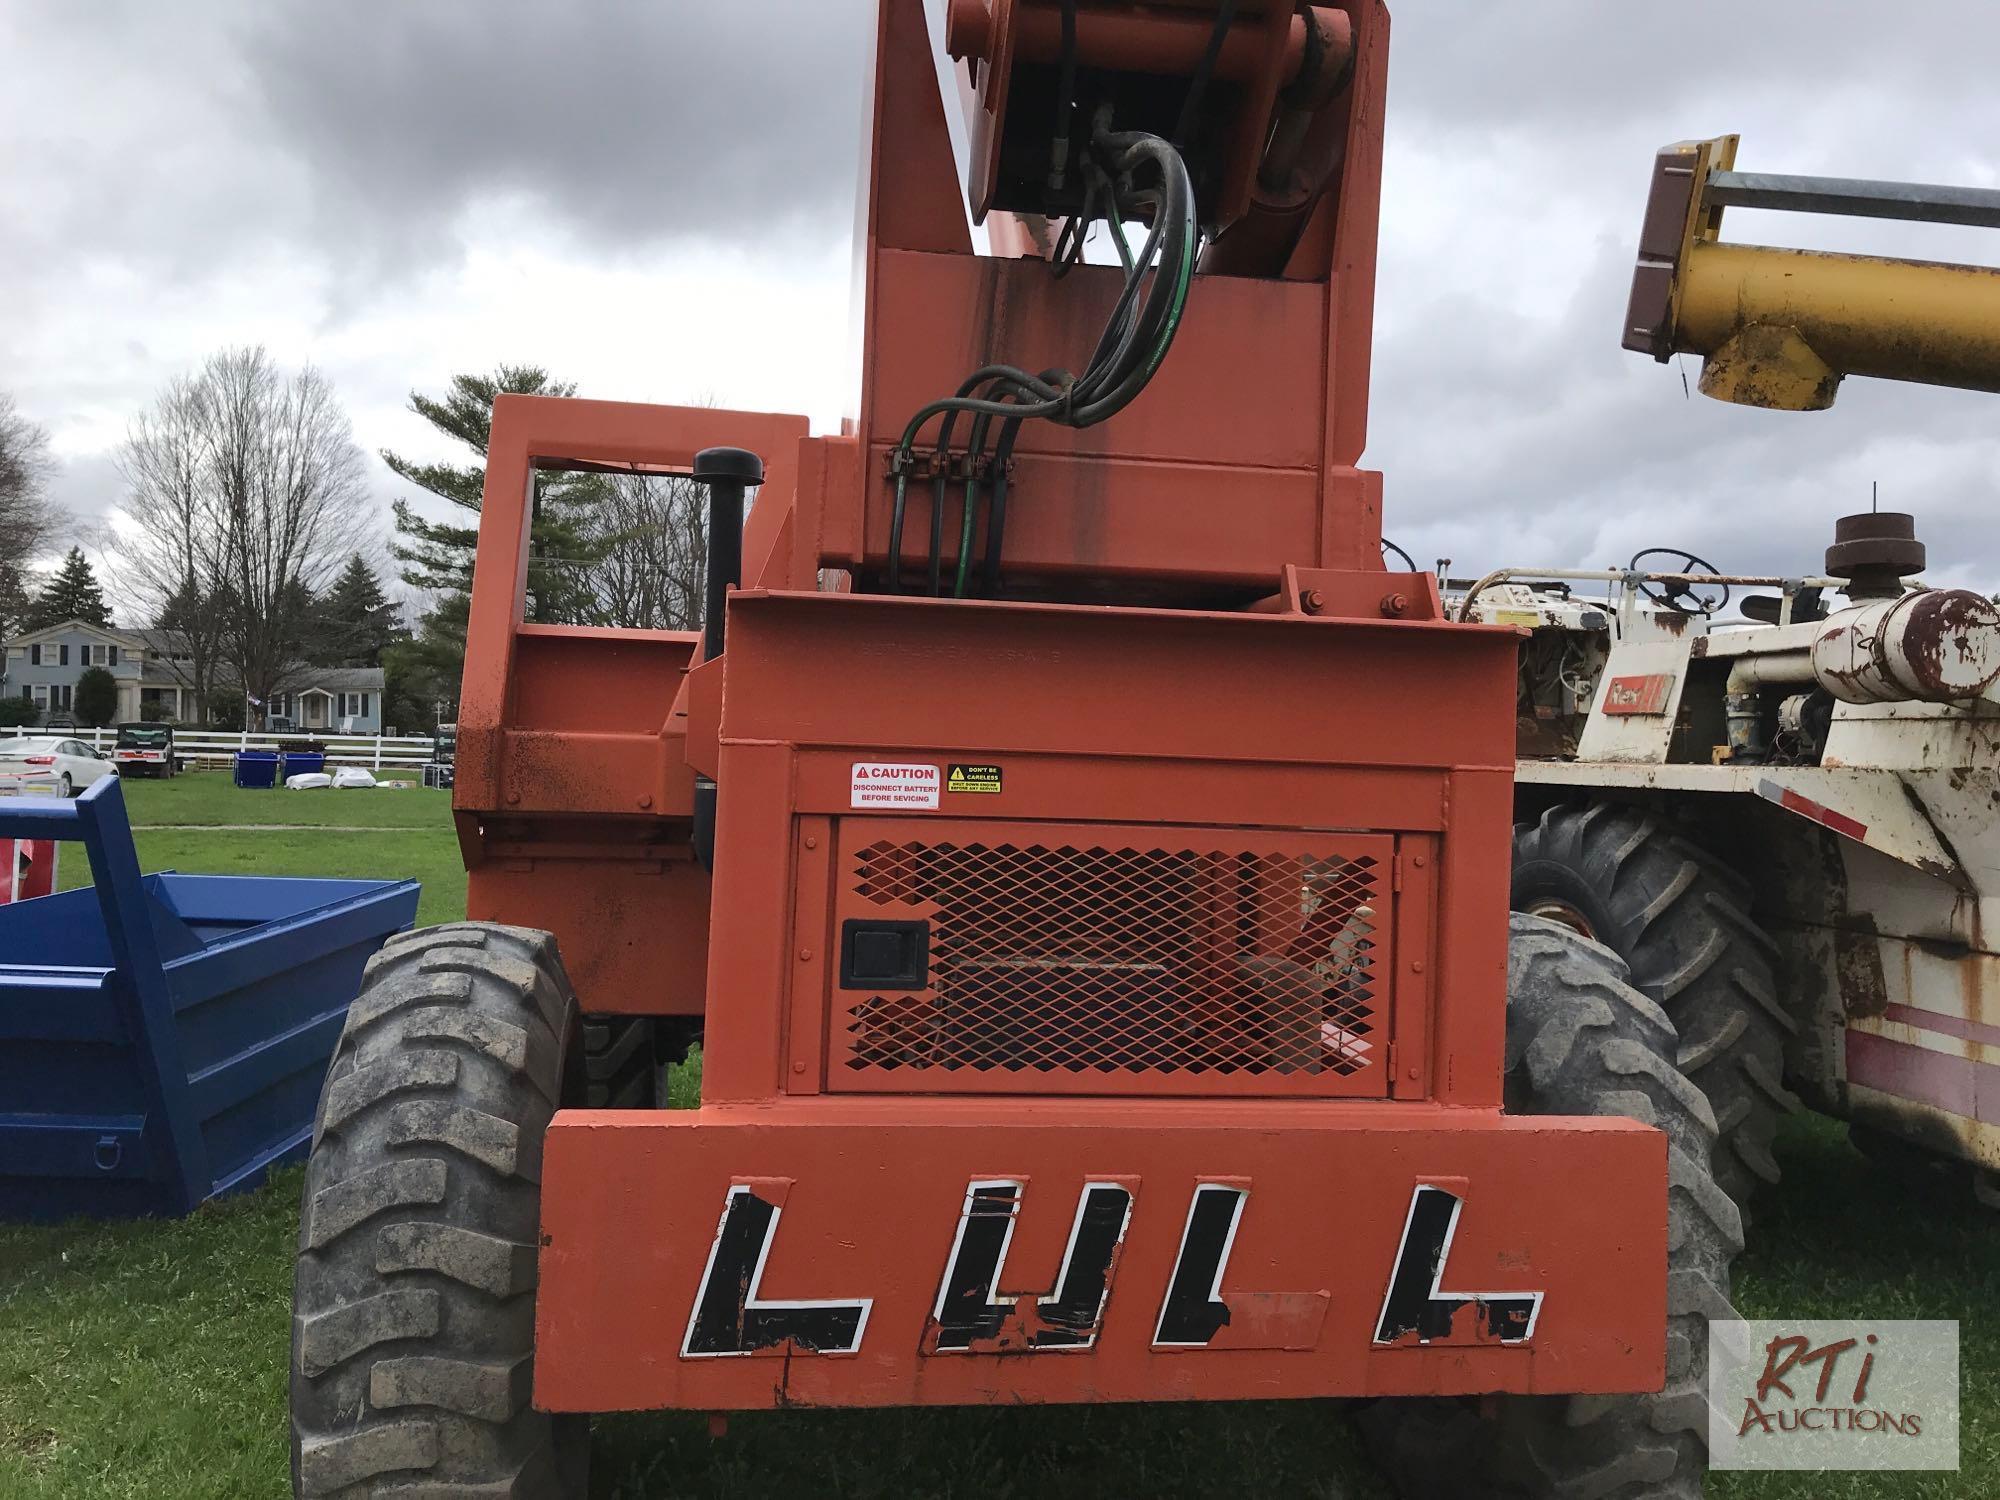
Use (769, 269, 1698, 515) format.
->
(290, 6, 1734, 1496)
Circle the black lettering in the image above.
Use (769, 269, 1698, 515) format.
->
(1373, 1184, 1541, 1346)
(931, 1180, 1021, 1351)
(1154, 1185, 1247, 1347)
(682, 1187, 870, 1357)
(930, 1179, 1132, 1352)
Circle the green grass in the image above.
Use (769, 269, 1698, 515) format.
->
(5, 778, 1994, 1496)
(53, 771, 468, 928)
(98, 766, 455, 829)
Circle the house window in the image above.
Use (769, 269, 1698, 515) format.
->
(30, 685, 46, 709)
(85, 643, 120, 666)
(338, 692, 371, 720)
(32, 685, 72, 711)
(270, 693, 290, 719)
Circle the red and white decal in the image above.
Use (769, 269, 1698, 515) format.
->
(1756, 779, 1867, 843)
(1602, 673, 1676, 716)
(850, 762, 941, 810)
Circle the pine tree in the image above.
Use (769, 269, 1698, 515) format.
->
(385, 366, 604, 643)
(312, 554, 404, 667)
(24, 546, 113, 630)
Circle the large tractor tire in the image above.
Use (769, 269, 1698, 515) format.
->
(1359, 915, 1742, 1500)
(291, 922, 588, 1498)
(580, 1016, 657, 1109)
(1512, 802, 1795, 1215)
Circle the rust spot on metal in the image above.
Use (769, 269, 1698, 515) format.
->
(1835, 918, 1891, 1020)
(1899, 589, 2000, 700)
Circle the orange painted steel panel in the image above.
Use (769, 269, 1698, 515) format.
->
(458, 395, 809, 815)
(456, 398, 809, 1021)
(715, 591, 1520, 772)
(850, 451, 1330, 589)
(864, 252, 1326, 468)
(697, 591, 1517, 1112)
(850, 0, 1395, 601)
(467, 856, 711, 1017)
(789, 753, 1449, 832)
(509, 627, 695, 736)
(533, 1100, 1667, 1411)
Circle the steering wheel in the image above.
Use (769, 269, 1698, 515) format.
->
(1628, 547, 1730, 615)
(1381, 538, 1416, 572)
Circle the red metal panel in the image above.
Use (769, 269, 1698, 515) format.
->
(697, 592, 1517, 1109)
(458, 396, 810, 815)
(467, 856, 711, 1017)
(717, 592, 1520, 771)
(533, 1099, 1667, 1411)
(865, 252, 1326, 468)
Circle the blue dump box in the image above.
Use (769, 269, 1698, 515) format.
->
(280, 750, 326, 780)
(0, 777, 419, 1220)
(234, 749, 280, 789)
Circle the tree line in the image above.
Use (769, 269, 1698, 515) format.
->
(2, 354, 713, 733)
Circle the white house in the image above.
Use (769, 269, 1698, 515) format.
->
(3, 620, 386, 731)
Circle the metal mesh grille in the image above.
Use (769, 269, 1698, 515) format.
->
(839, 833, 1385, 1089)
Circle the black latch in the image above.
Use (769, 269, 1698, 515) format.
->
(840, 919, 930, 991)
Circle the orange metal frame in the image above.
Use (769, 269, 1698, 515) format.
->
(450, 0, 1668, 1412)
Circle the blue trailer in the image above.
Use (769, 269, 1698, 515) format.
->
(0, 777, 419, 1220)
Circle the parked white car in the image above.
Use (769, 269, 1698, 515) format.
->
(0, 736, 117, 798)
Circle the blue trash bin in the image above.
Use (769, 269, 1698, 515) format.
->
(233, 749, 280, 788)
(0, 776, 420, 1220)
(280, 751, 326, 780)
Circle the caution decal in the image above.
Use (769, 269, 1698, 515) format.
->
(851, 763, 941, 810)
(945, 763, 1002, 795)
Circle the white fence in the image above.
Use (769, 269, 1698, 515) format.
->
(68, 728, 440, 771)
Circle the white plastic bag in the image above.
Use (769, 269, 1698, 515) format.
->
(332, 766, 378, 789)
(285, 772, 334, 791)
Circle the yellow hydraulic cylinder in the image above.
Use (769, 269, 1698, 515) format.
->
(1677, 241, 2000, 409)
(1622, 135, 2000, 410)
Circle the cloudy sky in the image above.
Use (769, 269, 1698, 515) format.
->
(6, 1, 1999, 611)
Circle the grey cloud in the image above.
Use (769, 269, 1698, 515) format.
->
(234, 1, 874, 280)
(6, 1, 1999, 606)
(1370, 4, 2000, 595)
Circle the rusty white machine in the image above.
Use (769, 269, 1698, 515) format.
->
(1462, 135, 2000, 1218)
(1462, 517, 2000, 1213)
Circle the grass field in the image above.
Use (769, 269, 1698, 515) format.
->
(4, 772, 1994, 1497)
(51, 771, 466, 928)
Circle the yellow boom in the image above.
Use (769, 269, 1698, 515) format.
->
(1623, 135, 2000, 410)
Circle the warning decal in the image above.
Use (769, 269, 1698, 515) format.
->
(851, 762, 941, 810)
(946, 763, 1002, 795)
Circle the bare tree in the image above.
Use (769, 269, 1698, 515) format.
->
(217, 351, 369, 716)
(576, 470, 710, 631)
(108, 348, 371, 724)
(0, 394, 56, 640)
(112, 376, 232, 719)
